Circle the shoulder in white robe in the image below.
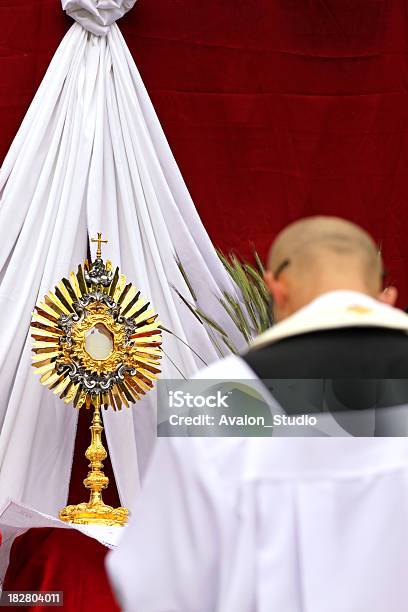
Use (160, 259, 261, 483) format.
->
(106, 291, 408, 612)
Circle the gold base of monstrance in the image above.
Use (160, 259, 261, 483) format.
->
(59, 404, 128, 527)
(31, 233, 162, 527)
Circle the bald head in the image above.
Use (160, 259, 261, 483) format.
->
(265, 216, 386, 321)
(269, 216, 382, 286)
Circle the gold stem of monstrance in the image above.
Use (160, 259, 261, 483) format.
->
(59, 403, 128, 526)
(31, 233, 162, 527)
(85, 405, 108, 507)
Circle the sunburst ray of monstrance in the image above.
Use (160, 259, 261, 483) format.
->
(30, 233, 162, 526)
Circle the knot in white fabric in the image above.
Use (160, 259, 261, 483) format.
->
(62, 0, 137, 36)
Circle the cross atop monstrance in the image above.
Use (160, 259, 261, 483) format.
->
(91, 232, 108, 259)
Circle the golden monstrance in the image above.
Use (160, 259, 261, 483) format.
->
(30, 234, 162, 526)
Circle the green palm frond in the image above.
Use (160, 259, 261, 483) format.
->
(173, 250, 273, 354)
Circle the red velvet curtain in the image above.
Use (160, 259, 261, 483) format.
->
(1, 1, 408, 301)
(2, 2, 408, 606)
(3, 528, 119, 611)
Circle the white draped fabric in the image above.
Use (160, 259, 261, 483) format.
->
(0, 2, 244, 515)
(62, 0, 137, 36)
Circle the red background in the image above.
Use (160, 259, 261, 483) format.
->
(2, 2, 408, 608)
(1, 0, 408, 301)
(3, 529, 119, 611)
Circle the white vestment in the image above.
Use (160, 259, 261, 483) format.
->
(107, 291, 408, 612)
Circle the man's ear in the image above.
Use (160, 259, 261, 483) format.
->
(264, 270, 287, 309)
(378, 286, 398, 307)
